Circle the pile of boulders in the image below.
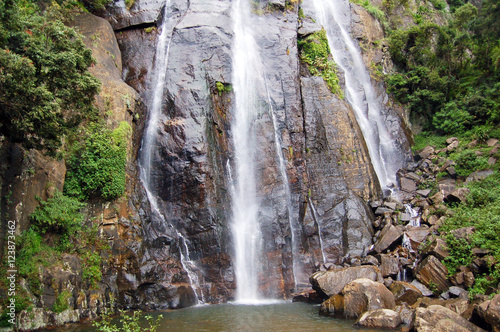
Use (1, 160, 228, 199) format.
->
(305, 265, 499, 331)
(294, 137, 500, 331)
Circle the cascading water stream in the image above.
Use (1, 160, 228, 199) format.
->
(310, 0, 406, 190)
(405, 203, 421, 227)
(138, 0, 204, 304)
(230, 0, 265, 303)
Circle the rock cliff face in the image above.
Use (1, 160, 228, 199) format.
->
(2, 0, 412, 324)
(95, 0, 411, 306)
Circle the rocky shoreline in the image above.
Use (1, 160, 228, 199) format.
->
(294, 137, 500, 331)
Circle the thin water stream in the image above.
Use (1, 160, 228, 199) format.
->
(310, 0, 407, 190)
(138, 0, 204, 303)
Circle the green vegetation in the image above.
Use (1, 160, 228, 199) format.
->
(387, 0, 500, 134)
(215, 81, 232, 96)
(93, 306, 163, 332)
(0, 192, 109, 325)
(440, 172, 500, 296)
(351, 0, 388, 29)
(412, 130, 500, 297)
(64, 121, 131, 201)
(0, 0, 101, 154)
(298, 29, 344, 98)
(125, 0, 135, 10)
(298, 8, 305, 19)
(53, 291, 71, 313)
(31, 191, 86, 234)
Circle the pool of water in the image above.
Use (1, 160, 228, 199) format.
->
(46, 302, 391, 331)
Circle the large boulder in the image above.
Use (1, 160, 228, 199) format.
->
(380, 254, 400, 277)
(414, 305, 485, 332)
(319, 294, 344, 317)
(475, 294, 500, 332)
(341, 278, 396, 318)
(310, 266, 383, 298)
(395, 303, 415, 326)
(406, 228, 430, 250)
(415, 255, 450, 293)
(371, 224, 404, 253)
(421, 238, 449, 260)
(355, 309, 401, 329)
(389, 281, 423, 305)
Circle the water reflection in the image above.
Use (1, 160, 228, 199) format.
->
(44, 302, 393, 332)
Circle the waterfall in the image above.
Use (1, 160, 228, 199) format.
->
(230, 0, 265, 302)
(310, 0, 406, 190)
(139, 0, 204, 304)
(404, 203, 421, 227)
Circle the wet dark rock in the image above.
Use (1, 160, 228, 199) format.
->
(292, 290, 324, 304)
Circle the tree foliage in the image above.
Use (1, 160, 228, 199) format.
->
(0, 0, 100, 153)
(387, 0, 500, 134)
(64, 122, 131, 201)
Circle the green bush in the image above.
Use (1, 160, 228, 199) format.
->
(452, 150, 489, 177)
(93, 307, 163, 332)
(53, 291, 71, 313)
(443, 234, 473, 274)
(17, 228, 53, 296)
(298, 29, 343, 98)
(433, 101, 473, 134)
(65, 121, 131, 201)
(30, 191, 85, 234)
(82, 251, 102, 288)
